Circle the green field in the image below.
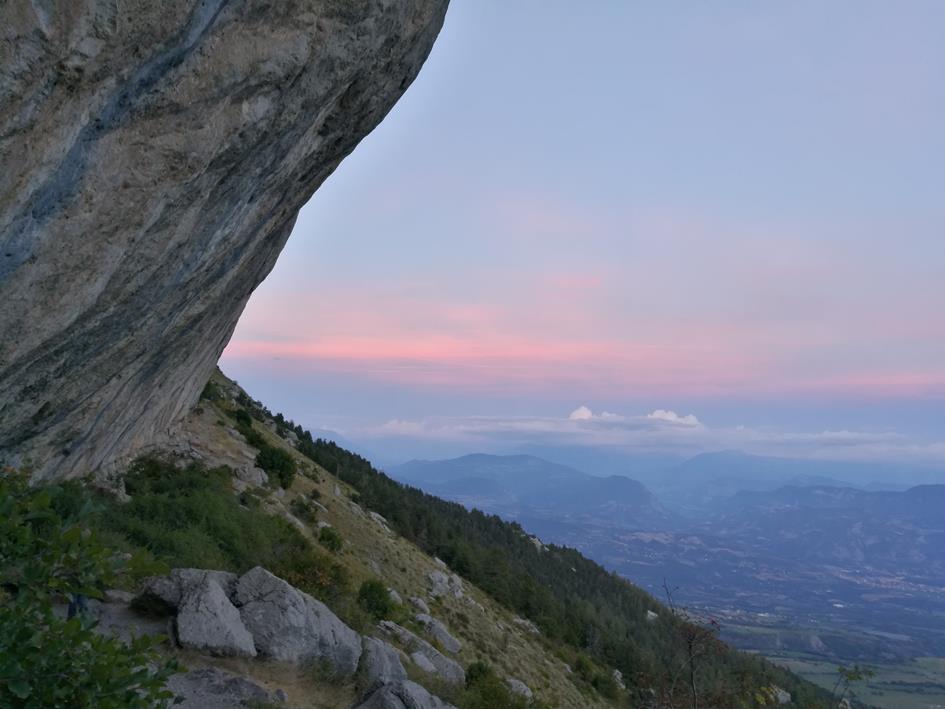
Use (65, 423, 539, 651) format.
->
(770, 655, 945, 709)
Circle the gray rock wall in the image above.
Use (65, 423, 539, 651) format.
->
(0, 0, 448, 480)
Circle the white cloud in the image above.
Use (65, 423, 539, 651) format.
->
(646, 409, 701, 426)
(349, 409, 945, 468)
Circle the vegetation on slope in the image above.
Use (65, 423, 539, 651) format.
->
(0, 471, 178, 708)
(232, 392, 836, 708)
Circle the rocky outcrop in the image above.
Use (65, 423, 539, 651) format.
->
(175, 577, 256, 657)
(237, 566, 362, 674)
(428, 570, 463, 599)
(506, 678, 533, 700)
(378, 620, 464, 685)
(167, 668, 284, 709)
(354, 680, 457, 709)
(0, 0, 449, 481)
(414, 613, 461, 654)
(409, 596, 431, 614)
(358, 636, 408, 690)
(135, 568, 238, 615)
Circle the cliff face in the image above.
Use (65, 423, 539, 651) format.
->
(0, 0, 448, 480)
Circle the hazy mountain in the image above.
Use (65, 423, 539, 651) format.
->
(388, 453, 677, 530)
(639, 450, 926, 514)
(521, 479, 945, 663)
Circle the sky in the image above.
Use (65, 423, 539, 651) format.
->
(222, 1, 945, 469)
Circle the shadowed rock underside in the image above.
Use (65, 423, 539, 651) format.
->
(0, 0, 448, 480)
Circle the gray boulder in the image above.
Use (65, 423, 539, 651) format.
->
(414, 613, 461, 654)
(506, 678, 533, 700)
(410, 652, 437, 674)
(354, 680, 457, 709)
(359, 636, 408, 689)
(135, 569, 238, 615)
(428, 570, 464, 599)
(167, 668, 282, 709)
(378, 621, 464, 685)
(409, 596, 430, 614)
(176, 577, 256, 657)
(237, 566, 362, 675)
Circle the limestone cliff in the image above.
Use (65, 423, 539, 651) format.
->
(0, 0, 448, 480)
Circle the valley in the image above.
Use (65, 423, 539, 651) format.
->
(389, 452, 945, 707)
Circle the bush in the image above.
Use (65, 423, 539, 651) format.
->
(232, 408, 253, 428)
(255, 446, 296, 489)
(289, 497, 317, 524)
(0, 471, 178, 707)
(98, 458, 344, 599)
(357, 579, 393, 620)
(200, 380, 222, 402)
(318, 526, 343, 553)
(460, 662, 530, 709)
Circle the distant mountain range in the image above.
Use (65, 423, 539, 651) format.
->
(388, 453, 676, 530)
(387, 450, 945, 664)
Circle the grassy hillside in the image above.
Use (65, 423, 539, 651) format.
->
(4, 370, 840, 707)
(221, 372, 835, 709)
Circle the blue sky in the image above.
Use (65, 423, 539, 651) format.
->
(222, 1, 945, 467)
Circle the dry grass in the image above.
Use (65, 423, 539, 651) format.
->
(166, 371, 618, 708)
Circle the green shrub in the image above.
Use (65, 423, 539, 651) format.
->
(460, 662, 530, 709)
(318, 526, 343, 553)
(308, 487, 322, 500)
(591, 672, 619, 699)
(357, 579, 394, 620)
(0, 471, 178, 707)
(255, 446, 296, 489)
(98, 458, 343, 599)
(290, 497, 317, 524)
(200, 380, 222, 402)
(232, 408, 253, 428)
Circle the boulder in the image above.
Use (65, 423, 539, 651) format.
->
(612, 668, 626, 690)
(237, 566, 362, 675)
(176, 577, 256, 658)
(359, 636, 408, 689)
(135, 569, 238, 615)
(409, 596, 431, 614)
(428, 570, 463, 599)
(0, 0, 450, 481)
(410, 652, 437, 674)
(388, 588, 403, 606)
(167, 668, 282, 709)
(354, 680, 457, 709)
(414, 614, 461, 654)
(378, 621, 464, 685)
(512, 616, 540, 636)
(235, 465, 268, 488)
(506, 678, 533, 700)
(772, 686, 791, 704)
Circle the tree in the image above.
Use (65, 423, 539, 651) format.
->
(357, 579, 393, 620)
(0, 470, 178, 707)
(832, 664, 875, 706)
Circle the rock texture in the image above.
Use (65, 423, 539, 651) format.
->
(0, 0, 449, 481)
(379, 620, 464, 685)
(506, 678, 533, 700)
(135, 568, 237, 615)
(359, 636, 408, 690)
(166, 667, 282, 709)
(237, 565, 362, 674)
(175, 577, 256, 657)
(414, 613, 461, 654)
(354, 680, 458, 709)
